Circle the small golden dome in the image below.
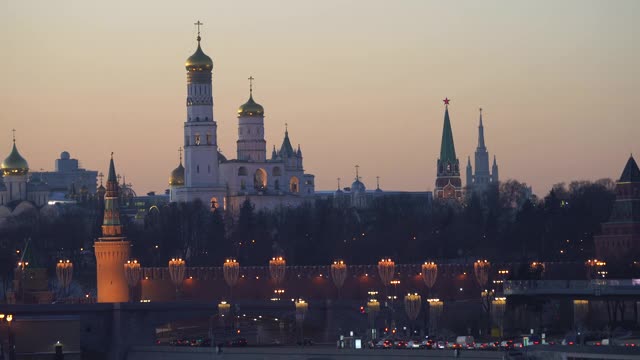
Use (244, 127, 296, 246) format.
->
(238, 95, 264, 117)
(1, 142, 29, 176)
(169, 163, 185, 186)
(185, 41, 213, 72)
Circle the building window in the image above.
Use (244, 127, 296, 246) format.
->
(197, 165, 200, 174)
(195, 134, 201, 145)
(290, 176, 299, 193)
(238, 167, 248, 176)
(254, 168, 267, 191)
(206, 133, 212, 145)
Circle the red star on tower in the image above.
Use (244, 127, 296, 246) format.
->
(443, 98, 450, 105)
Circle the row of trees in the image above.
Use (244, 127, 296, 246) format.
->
(0, 178, 617, 271)
(132, 179, 616, 267)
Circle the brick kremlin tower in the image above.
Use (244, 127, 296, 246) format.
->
(594, 155, 640, 269)
(435, 98, 463, 199)
(94, 154, 131, 303)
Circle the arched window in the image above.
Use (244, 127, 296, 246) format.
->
(290, 176, 300, 193)
(273, 167, 282, 176)
(254, 169, 267, 191)
(238, 167, 248, 176)
(195, 133, 201, 146)
(211, 197, 219, 209)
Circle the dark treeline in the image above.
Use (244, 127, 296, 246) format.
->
(130, 179, 615, 267)
(0, 179, 616, 274)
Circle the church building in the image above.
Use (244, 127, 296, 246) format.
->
(169, 24, 315, 212)
(0, 134, 49, 207)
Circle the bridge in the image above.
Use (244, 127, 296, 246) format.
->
(0, 300, 366, 360)
(504, 280, 640, 297)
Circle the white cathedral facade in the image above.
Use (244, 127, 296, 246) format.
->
(169, 30, 315, 212)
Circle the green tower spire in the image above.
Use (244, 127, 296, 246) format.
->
(439, 103, 457, 164)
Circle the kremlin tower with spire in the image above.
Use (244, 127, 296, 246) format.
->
(594, 155, 640, 269)
(94, 154, 131, 303)
(435, 99, 463, 200)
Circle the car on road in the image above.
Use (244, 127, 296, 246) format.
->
(227, 337, 247, 347)
(393, 339, 407, 349)
(421, 339, 435, 349)
(436, 340, 447, 349)
(374, 339, 392, 349)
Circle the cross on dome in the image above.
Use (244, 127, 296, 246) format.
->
(248, 76, 254, 95)
(194, 20, 203, 41)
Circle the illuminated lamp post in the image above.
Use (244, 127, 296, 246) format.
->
(573, 299, 589, 329)
(223, 258, 240, 299)
(585, 259, 607, 280)
(491, 297, 506, 338)
(378, 258, 395, 322)
(269, 256, 286, 286)
(168, 258, 186, 300)
(124, 260, 141, 302)
(5, 314, 14, 359)
(404, 293, 422, 336)
(474, 259, 492, 335)
(474, 259, 491, 288)
(213, 300, 231, 344)
(421, 262, 438, 296)
(56, 260, 73, 298)
(16, 261, 28, 303)
(427, 299, 443, 336)
(366, 292, 380, 340)
(295, 299, 308, 346)
(530, 261, 545, 280)
(330, 260, 347, 297)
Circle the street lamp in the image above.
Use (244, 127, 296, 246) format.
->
(404, 293, 421, 336)
(474, 259, 491, 288)
(427, 299, 443, 336)
(330, 260, 347, 296)
(223, 258, 240, 300)
(17, 261, 28, 303)
(168, 258, 185, 299)
(269, 257, 286, 286)
(491, 297, 506, 338)
(366, 293, 380, 340)
(124, 260, 141, 302)
(295, 299, 308, 346)
(530, 262, 545, 279)
(56, 260, 73, 299)
(585, 259, 607, 280)
(421, 262, 438, 295)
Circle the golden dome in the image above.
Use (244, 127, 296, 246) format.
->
(238, 95, 264, 117)
(169, 163, 185, 186)
(1, 142, 29, 176)
(185, 40, 213, 72)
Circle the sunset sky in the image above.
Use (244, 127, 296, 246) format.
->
(1, 1, 638, 196)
